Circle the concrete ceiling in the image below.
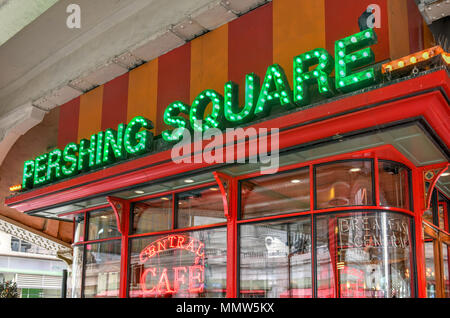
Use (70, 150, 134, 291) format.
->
(0, 0, 58, 47)
(0, 0, 268, 119)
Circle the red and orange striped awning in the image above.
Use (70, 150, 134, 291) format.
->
(57, 0, 433, 149)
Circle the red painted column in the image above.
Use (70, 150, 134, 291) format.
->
(226, 177, 238, 298)
(412, 167, 426, 298)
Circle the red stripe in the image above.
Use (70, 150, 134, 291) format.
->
(325, 0, 390, 63)
(228, 2, 273, 85)
(101, 73, 129, 130)
(156, 43, 191, 135)
(406, 0, 424, 53)
(57, 97, 80, 148)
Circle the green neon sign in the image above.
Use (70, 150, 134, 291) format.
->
(21, 116, 154, 190)
(163, 28, 379, 141)
(19, 29, 380, 191)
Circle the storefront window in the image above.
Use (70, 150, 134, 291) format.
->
(83, 240, 121, 298)
(438, 204, 446, 231)
(239, 217, 312, 298)
(240, 168, 310, 219)
(87, 208, 121, 240)
(424, 236, 436, 298)
(128, 227, 227, 298)
(177, 187, 226, 228)
(131, 196, 172, 234)
(316, 212, 413, 298)
(378, 161, 410, 210)
(315, 160, 373, 209)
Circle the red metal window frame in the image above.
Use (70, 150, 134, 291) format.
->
(71, 145, 423, 298)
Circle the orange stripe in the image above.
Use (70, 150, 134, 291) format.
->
(127, 59, 158, 133)
(273, 0, 326, 87)
(387, 0, 410, 60)
(77, 86, 103, 142)
(190, 24, 228, 103)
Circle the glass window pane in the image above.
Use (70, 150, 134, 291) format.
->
(315, 216, 337, 298)
(442, 244, 449, 298)
(239, 217, 312, 298)
(378, 161, 410, 210)
(128, 227, 227, 298)
(131, 196, 172, 234)
(423, 234, 436, 298)
(83, 241, 121, 298)
(87, 208, 120, 241)
(240, 168, 310, 220)
(315, 161, 373, 209)
(316, 212, 413, 298)
(177, 187, 226, 228)
(423, 208, 434, 224)
(438, 204, 445, 231)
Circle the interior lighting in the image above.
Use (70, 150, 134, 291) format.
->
(290, 179, 302, 184)
(135, 190, 145, 194)
(184, 179, 195, 183)
(349, 168, 362, 172)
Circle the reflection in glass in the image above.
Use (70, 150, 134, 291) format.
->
(378, 161, 410, 210)
(87, 209, 120, 241)
(239, 217, 312, 298)
(83, 241, 121, 298)
(128, 227, 227, 298)
(316, 212, 413, 298)
(315, 161, 373, 209)
(177, 187, 226, 228)
(240, 168, 310, 219)
(443, 244, 449, 298)
(438, 205, 445, 231)
(423, 209, 434, 224)
(131, 196, 172, 234)
(424, 236, 436, 298)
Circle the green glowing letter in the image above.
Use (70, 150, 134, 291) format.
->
(62, 143, 78, 177)
(254, 64, 293, 117)
(33, 154, 48, 186)
(46, 149, 62, 182)
(103, 123, 126, 164)
(162, 101, 191, 142)
(78, 135, 97, 171)
(22, 160, 35, 190)
(335, 29, 379, 93)
(293, 48, 334, 105)
(224, 73, 260, 125)
(124, 116, 154, 155)
(190, 90, 225, 132)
